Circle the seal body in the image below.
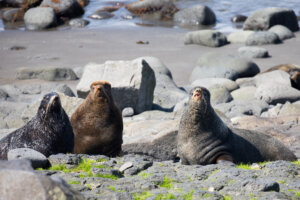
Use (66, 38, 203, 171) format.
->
(71, 81, 123, 156)
(0, 92, 74, 159)
(177, 87, 297, 165)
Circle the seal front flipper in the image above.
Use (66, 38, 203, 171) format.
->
(216, 154, 234, 164)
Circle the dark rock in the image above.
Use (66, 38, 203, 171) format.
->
(246, 31, 281, 46)
(41, 0, 84, 18)
(243, 7, 299, 32)
(231, 14, 247, 23)
(48, 153, 82, 166)
(174, 5, 216, 26)
(243, 178, 280, 192)
(7, 148, 49, 169)
(0, 89, 9, 100)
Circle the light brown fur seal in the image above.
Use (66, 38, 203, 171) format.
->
(177, 86, 297, 165)
(0, 92, 74, 159)
(71, 81, 123, 156)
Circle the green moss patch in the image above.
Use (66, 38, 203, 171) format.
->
(159, 176, 177, 189)
(154, 193, 176, 200)
(132, 191, 153, 200)
(138, 172, 153, 179)
(182, 191, 194, 200)
(68, 180, 80, 185)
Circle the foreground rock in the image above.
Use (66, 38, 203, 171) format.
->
(184, 30, 228, 47)
(174, 5, 216, 27)
(243, 7, 299, 32)
(76, 58, 156, 114)
(0, 159, 84, 200)
(34, 154, 300, 200)
(238, 46, 269, 58)
(24, 7, 57, 31)
(16, 67, 78, 81)
(268, 25, 295, 40)
(190, 52, 260, 82)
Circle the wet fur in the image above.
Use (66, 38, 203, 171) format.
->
(177, 87, 297, 165)
(0, 92, 74, 159)
(71, 81, 123, 156)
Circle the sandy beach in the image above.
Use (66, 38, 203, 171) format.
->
(0, 27, 300, 89)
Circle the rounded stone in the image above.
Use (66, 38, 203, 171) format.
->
(24, 7, 57, 30)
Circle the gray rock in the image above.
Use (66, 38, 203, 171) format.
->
(243, 178, 280, 192)
(174, 5, 216, 26)
(184, 30, 228, 47)
(243, 7, 299, 32)
(278, 102, 300, 116)
(122, 119, 179, 161)
(140, 57, 188, 111)
(260, 103, 283, 118)
(173, 97, 188, 112)
(0, 159, 33, 171)
(119, 162, 133, 173)
(22, 92, 84, 122)
(24, 7, 57, 31)
(0, 89, 9, 100)
(268, 24, 295, 40)
(7, 148, 49, 169)
(238, 46, 269, 58)
(214, 99, 269, 118)
(41, 0, 84, 18)
(54, 84, 75, 97)
(0, 101, 28, 129)
(69, 18, 89, 28)
(236, 70, 291, 88)
(231, 86, 256, 101)
(122, 107, 134, 117)
(190, 52, 260, 82)
(227, 30, 254, 43)
(191, 78, 239, 92)
(76, 58, 156, 114)
(48, 153, 82, 166)
(73, 67, 84, 78)
(255, 83, 300, 104)
(209, 86, 233, 105)
(246, 31, 281, 46)
(0, 160, 84, 200)
(16, 67, 78, 81)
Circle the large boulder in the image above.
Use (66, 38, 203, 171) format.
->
(268, 25, 295, 40)
(122, 119, 179, 161)
(238, 46, 269, 58)
(0, 160, 84, 200)
(231, 86, 256, 101)
(140, 57, 188, 111)
(245, 31, 281, 46)
(184, 30, 228, 47)
(76, 58, 156, 114)
(174, 5, 216, 27)
(16, 67, 78, 81)
(255, 83, 300, 105)
(190, 52, 260, 82)
(227, 31, 254, 43)
(41, 0, 84, 18)
(125, 0, 178, 20)
(24, 7, 57, 31)
(243, 7, 299, 32)
(191, 78, 238, 92)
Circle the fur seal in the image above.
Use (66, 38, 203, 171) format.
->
(71, 81, 123, 156)
(177, 86, 297, 165)
(0, 92, 74, 159)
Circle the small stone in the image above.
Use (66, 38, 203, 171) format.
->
(119, 162, 133, 173)
(7, 148, 49, 169)
(238, 46, 269, 58)
(208, 187, 215, 192)
(122, 107, 134, 117)
(88, 11, 114, 20)
(231, 14, 247, 23)
(69, 18, 89, 28)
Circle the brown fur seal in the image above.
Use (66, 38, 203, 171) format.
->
(263, 64, 300, 90)
(0, 92, 74, 159)
(177, 86, 297, 165)
(71, 81, 123, 156)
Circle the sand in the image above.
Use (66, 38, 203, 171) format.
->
(0, 27, 300, 89)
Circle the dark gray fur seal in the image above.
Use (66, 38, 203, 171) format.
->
(177, 86, 297, 165)
(0, 92, 74, 159)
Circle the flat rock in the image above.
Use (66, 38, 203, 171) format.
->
(76, 58, 156, 114)
(268, 24, 295, 40)
(190, 52, 260, 82)
(0, 160, 84, 200)
(255, 83, 300, 104)
(191, 78, 239, 92)
(41, 0, 84, 18)
(243, 7, 299, 32)
(262, 102, 300, 117)
(22, 92, 84, 123)
(231, 86, 256, 101)
(214, 99, 269, 118)
(48, 153, 82, 166)
(184, 30, 228, 47)
(238, 46, 269, 58)
(174, 5, 216, 26)
(227, 31, 254, 43)
(7, 148, 49, 169)
(122, 119, 179, 161)
(16, 67, 78, 81)
(236, 70, 291, 88)
(24, 7, 57, 31)
(245, 31, 281, 46)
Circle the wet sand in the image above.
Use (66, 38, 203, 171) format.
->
(0, 27, 300, 89)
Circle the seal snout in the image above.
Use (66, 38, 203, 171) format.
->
(192, 88, 203, 101)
